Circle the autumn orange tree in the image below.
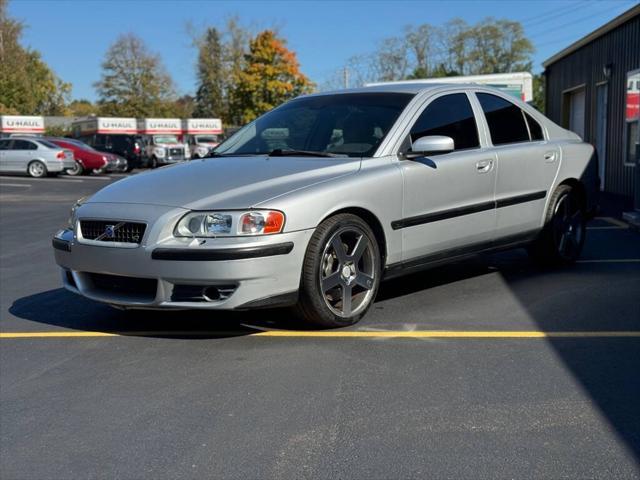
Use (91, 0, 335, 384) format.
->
(233, 30, 314, 124)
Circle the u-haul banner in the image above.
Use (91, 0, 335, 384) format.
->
(73, 117, 137, 135)
(138, 118, 182, 134)
(182, 118, 223, 134)
(0, 115, 45, 133)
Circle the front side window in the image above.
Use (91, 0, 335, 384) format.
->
(215, 93, 414, 158)
(409, 93, 479, 151)
(0, 139, 10, 150)
(477, 93, 530, 145)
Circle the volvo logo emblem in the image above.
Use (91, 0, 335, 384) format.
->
(104, 225, 116, 238)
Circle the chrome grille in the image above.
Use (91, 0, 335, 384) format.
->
(80, 220, 146, 244)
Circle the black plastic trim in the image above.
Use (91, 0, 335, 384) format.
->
(52, 237, 71, 252)
(235, 291, 299, 310)
(391, 191, 547, 230)
(384, 230, 540, 279)
(152, 242, 294, 261)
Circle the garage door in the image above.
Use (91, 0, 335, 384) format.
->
(569, 88, 586, 139)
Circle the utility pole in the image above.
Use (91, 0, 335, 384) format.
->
(343, 67, 349, 89)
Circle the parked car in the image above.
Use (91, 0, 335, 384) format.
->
(46, 137, 121, 175)
(0, 136, 75, 177)
(186, 134, 221, 159)
(53, 84, 599, 327)
(75, 133, 145, 170)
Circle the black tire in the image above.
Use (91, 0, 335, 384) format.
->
(295, 214, 381, 328)
(65, 161, 84, 176)
(27, 160, 47, 178)
(150, 156, 158, 168)
(528, 184, 586, 266)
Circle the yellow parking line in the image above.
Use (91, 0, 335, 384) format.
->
(1, 330, 639, 339)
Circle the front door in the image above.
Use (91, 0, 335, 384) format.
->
(398, 92, 496, 261)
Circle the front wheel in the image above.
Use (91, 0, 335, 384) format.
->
(296, 214, 381, 328)
(529, 185, 586, 266)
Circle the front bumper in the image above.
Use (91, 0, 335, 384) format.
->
(52, 226, 313, 310)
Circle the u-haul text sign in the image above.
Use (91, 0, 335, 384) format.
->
(0, 115, 45, 133)
(138, 118, 182, 134)
(182, 118, 223, 134)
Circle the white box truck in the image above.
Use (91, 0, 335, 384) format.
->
(182, 118, 223, 159)
(0, 115, 45, 138)
(137, 118, 188, 167)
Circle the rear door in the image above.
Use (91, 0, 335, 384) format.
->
(0, 139, 10, 172)
(474, 92, 560, 239)
(397, 92, 497, 260)
(8, 139, 39, 173)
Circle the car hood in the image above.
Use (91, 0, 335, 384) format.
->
(87, 155, 361, 209)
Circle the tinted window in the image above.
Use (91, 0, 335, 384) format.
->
(410, 94, 479, 151)
(477, 93, 530, 145)
(37, 139, 61, 149)
(524, 112, 544, 141)
(215, 92, 414, 158)
(0, 139, 10, 150)
(12, 140, 37, 150)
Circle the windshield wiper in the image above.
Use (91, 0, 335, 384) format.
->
(268, 149, 343, 158)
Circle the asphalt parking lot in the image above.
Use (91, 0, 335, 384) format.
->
(1, 173, 639, 479)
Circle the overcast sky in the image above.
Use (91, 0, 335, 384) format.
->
(10, 0, 637, 100)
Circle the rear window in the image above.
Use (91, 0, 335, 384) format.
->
(524, 112, 544, 141)
(37, 140, 62, 149)
(477, 93, 530, 145)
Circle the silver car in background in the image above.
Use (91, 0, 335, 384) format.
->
(53, 83, 598, 327)
(0, 136, 75, 177)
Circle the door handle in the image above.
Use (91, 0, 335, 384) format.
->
(544, 151, 557, 162)
(476, 159, 493, 173)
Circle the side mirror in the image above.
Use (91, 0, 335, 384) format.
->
(404, 135, 454, 159)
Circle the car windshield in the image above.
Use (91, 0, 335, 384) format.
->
(196, 135, 218, 143)
(214, 92, 414, 158)
(154, 135, 179, 144)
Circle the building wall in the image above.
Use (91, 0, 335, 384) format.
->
(545, 13, 640, 197)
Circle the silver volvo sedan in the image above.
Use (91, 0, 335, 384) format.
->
(53, 83, 598, 327)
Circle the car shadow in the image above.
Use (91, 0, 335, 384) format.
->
(8, 288, 316, 339)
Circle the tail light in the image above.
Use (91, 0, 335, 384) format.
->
(134, 143, 141, 154)
(56, 151, 66, 159)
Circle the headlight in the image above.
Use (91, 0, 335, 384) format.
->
(174, 210, 285, 237)
(154, 148, 165, 157)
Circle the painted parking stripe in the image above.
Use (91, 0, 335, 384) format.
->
(0, 183, 31, 188)
(587, 226, 627, 230)
(594, 216, 629, 228)
(1, 330, 639, 339)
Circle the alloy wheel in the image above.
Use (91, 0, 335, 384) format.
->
(319, 226, 376, 317)
(553, 192, 584, 260)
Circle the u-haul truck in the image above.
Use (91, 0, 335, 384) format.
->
(0, 115, 45, 138)
(137, 118, 188, 167)
(182, 118, 223, 159)
(366, 72, 534, 102)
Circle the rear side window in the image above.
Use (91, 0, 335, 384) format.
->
(12, 140, 37, 150)
(477, 93, 529, 145)
(524, 112, 544, 141)
(410, 93, 479, 150)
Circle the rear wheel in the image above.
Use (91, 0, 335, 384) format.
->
(27, 160, 47, 178)
(296, 214, 381, 328)
(529, 184, 586, 266)
(65, 161, 84, 176)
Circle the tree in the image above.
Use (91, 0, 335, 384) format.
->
(94, 33, 175, 117)
(233, 30, 314, 124)
(194, 27, 225, 118)
(532, 73, 545, 113)
(0, 0, 70, 115)
(67, 99, 97, 117)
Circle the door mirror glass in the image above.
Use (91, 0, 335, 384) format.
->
(406, 135, 454, 159)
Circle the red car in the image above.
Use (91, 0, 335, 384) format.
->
(47, 138, 126, 175)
